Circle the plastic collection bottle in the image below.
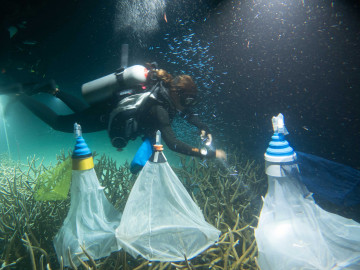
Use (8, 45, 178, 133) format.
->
(255, 113, 360, 270)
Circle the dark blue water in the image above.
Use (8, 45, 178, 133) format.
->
(0, 0, 359, 168)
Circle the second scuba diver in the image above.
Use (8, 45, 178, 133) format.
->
(1, 64, 227, 172)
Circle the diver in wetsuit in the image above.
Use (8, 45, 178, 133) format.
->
(110, 69, 226, 158)
(1, 67, 227, 170)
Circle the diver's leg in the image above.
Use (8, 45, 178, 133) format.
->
(130, 137, 154, 174)
(55, 91, 89, 113)
(0, 83, 23, 94)
(27, 80, 89, 112)
(17, 94, 73, 132)
(23, 80, 58, 95)
(18, 94, 105, 133)
(0, 80, 89, 113)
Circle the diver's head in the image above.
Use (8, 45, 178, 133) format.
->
(170, 75, 198, 110)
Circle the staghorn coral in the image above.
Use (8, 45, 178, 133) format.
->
(0, 153, 70, 269)
(170, 152, 266, 270)
(0, 150, 266, 270)
(94, 155, 136, 211)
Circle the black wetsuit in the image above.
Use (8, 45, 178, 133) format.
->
(16, 81, 214, 158)
(18, 90, 109, 133)
(139, 104, 210, 158)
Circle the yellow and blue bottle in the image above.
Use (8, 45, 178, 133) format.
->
(72, 123, 94, 170)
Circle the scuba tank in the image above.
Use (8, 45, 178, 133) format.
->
(81, 65, 149, 105)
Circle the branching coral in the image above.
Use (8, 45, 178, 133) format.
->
(169, 152, 266, 270)
(0, 150, 266, 270)
(0, 153, 69, 269)
(94, 155, 136, 211)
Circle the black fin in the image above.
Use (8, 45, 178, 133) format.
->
(0, 83, 23, 94)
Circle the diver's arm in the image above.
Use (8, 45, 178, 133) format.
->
(161, 125, 216, 158)
(182, 111, 211, 133)
(155, 106, 216, 158)
(180, 110, 226, 159)
(182, 111, 214, 145)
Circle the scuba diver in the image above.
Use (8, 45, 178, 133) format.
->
(0, 64, 227, 173)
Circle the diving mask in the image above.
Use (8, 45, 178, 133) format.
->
(180, 94, 198, 107)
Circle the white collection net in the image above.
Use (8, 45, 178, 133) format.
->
(115, 160, 220, 261)
(255, 170, 360, 270)
(53, 169, 122, 267)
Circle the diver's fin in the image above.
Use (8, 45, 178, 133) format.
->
(0, 83, 23, 95)
(2, 95, 22, 116)
(0, 80, 58, 96)
(23, 80, 58, 95)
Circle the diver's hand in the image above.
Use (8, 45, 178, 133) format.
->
(200, 130, 212, 146)
(215, 149, 227, 160)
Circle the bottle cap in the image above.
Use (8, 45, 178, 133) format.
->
(264, 133, 296, 163)
(72, 136, 92, 158)
(72, 136, 94, 170)
(264, 113, 298, 177)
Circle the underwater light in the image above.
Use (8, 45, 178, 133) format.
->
(266, 220, 293, 244)
(272, 221, 292, 239)
(255, 114, 360, 269)
(203, 138, 249, 191)
(0, 98, 11, 158)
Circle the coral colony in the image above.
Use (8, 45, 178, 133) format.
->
(0, 150, 265, 270)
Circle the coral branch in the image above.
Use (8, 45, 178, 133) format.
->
(0, 150, 265, 270)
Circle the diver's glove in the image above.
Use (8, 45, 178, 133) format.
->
(200, 148, 227, 160)
(199, 130, 227, 160)
(200, 147, 216, 159)
(200, 130, 212, 146)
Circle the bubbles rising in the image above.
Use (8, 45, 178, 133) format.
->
(114, 0, 166, 43)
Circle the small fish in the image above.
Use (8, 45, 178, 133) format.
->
(302, 126, 309, 131)
(8, 26, 18, 38)
(18, 21, 27, 29)
(199, 160, 208, 168)
(164, 13, 168, 23)
(23, 40, 38, 45)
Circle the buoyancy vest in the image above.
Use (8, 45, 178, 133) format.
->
(107, 81, 176, 149)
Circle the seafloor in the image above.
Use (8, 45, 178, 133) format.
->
(0, 150, 266, 270)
